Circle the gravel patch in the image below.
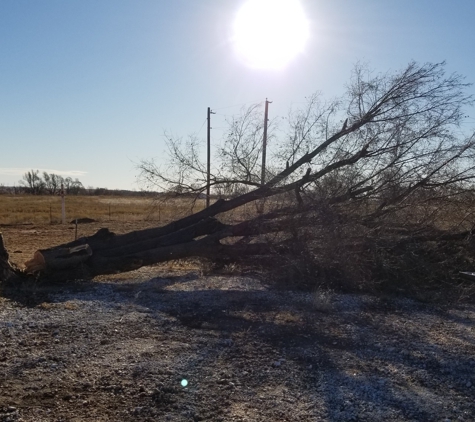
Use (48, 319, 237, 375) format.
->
(1, 272, 474, 421)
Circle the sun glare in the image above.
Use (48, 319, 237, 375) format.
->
(233, 0, 309, 70)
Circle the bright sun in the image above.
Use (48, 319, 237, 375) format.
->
(233, 0, 309, 70)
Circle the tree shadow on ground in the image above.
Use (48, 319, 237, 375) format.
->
(1, 272, 475, 421)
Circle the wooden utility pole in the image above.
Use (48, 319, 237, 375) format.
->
(206, 107, 215, 208)
(261, 99, 272, 185)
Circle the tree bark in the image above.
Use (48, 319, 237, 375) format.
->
(0, 233, 22, 282)
(16, 211, 281, 281)
(25, 244, 92, 273)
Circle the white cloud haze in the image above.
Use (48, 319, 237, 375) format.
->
(0, 168, 87, 177)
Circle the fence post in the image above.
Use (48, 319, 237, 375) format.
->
(61, 183, 66, 224)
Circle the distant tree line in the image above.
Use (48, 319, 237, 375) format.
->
(0, 170, 155, 196)
(19, 170, 84, 195)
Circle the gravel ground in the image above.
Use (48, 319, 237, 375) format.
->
(0, 268, 474, 421)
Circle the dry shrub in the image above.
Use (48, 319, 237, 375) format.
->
(266, 203, 372, 292)
(264, 200, 475, 302)
(371, 237, 475, 301)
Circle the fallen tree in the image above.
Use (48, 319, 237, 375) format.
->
(2, 62, 475, 288)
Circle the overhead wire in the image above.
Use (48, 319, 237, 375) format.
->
(196, 117, 208, 135)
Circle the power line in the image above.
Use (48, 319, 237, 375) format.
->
(196, 118, 208, 135)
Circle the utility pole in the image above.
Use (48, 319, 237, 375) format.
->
(261, 98, 272, 185)
(206, 107, 215, 208)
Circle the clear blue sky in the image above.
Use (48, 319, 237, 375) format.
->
(1, 0, 474, 190)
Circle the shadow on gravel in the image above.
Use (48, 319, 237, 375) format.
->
(0, 277, 94, 307)
(0, 274, 192, 308)
(1, 273, 475, 421)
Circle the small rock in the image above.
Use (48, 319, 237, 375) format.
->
(466, 381, 472, 388)
(272, 361, 281, 368)
(133, 406, 143, 415)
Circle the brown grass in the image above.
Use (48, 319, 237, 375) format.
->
(0, 195, 208, 225)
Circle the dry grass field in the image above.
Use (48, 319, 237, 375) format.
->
(0, 194, 262, 226)
(0, 194, 208, 225)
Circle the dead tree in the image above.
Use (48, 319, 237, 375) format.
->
(2, 61, 475, 283)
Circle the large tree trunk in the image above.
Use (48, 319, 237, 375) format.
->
(16, 212, 278, 282)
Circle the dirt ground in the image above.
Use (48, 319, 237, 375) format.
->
(1, 222, 475, 421)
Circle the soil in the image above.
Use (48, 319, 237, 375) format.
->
(1, 222, 475, 421)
